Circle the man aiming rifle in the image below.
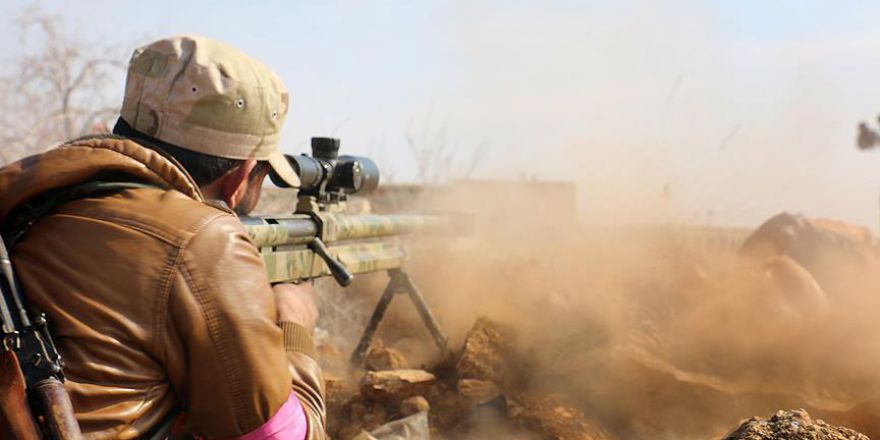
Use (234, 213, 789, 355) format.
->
(0, 35, 325, 439)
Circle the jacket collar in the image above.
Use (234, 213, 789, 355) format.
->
(0, 136, 204, 221)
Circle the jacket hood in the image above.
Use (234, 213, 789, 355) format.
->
(0, 136, 203, 221)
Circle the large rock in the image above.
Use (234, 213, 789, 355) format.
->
(723, 409, 869, 440)
(457, 317, 512, 384)
(360, 369, 436, 402)
(365, 341, 409, 371)
(741, 212, 880, 298)
(742, 213, 876, 261)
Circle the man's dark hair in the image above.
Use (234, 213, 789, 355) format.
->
(112, 118, 243, 186)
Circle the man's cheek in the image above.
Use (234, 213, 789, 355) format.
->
(235, 182, 264, 215)
(234, 191, 257, 215)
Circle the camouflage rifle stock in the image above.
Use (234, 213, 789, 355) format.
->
(246, 137, 451, 364)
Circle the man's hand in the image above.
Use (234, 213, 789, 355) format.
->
(273, 282, 318, 333)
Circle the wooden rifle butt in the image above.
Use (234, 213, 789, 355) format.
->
(31, 378, 82, 440)
(0, 351, 41, 440)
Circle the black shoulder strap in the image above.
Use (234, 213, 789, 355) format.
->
(2, 181, 163, 248)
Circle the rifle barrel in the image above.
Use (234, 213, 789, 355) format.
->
(0, 236, 30, 330)
(240, 215, 317, 247)
(241, 214, 448, 247)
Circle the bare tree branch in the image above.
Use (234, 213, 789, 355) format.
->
(0, 7, 124, 165)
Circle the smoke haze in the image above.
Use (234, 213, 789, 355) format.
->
(374, 184, 880, 439)
(431, 1, 880, 229)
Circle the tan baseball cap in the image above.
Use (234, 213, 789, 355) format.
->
(120, 35, 300, 188)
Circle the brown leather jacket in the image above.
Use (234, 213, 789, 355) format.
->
(0, 137, 325, 439)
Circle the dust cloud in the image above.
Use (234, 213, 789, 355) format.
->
(368, 184, 880, 439)
(368, 6, 880, 436)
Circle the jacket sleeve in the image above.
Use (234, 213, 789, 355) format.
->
(161, 212, 325, 439)
(279, 321, 327, 440)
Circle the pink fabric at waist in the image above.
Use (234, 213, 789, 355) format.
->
(234, 392, 308, 440)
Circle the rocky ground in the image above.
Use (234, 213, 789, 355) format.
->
(323, 318, 611, 440)
(723, 409, 869, 440)
(325, 318, 876, 440)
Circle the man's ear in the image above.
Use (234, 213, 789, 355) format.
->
(221, 158, 258, 209)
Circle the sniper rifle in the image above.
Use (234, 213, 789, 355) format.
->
(242, 137, 450, 364)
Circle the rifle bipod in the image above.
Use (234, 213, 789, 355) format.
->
(350, 269, 448, 365)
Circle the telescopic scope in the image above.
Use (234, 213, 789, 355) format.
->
(269, 137, 380, 196)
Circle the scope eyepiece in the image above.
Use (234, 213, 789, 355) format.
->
(269, 137, 380, 197)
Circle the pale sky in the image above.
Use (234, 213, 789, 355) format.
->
(3, 1, 880, 229)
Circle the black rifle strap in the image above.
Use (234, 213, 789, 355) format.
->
(2, 181, 163, 249)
